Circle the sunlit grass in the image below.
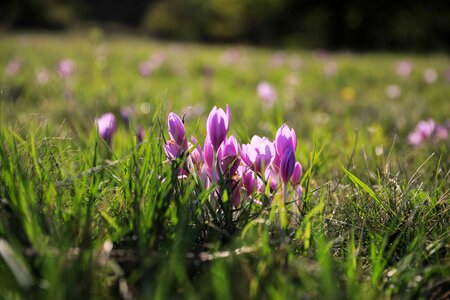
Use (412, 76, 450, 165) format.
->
(0, 32, 449, 299)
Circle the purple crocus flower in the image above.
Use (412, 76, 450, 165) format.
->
(274, 124, 297, 158)
(96, 113, 117, 145)
(206, 105, 230, 151)
(241, 136, 275, 174)
(265, 168, 280, 192)
(168, 112, 188, 150)
(189, 136, 203, 169)
(58, 59, 75, 79)
(242, 169, 265, 196)
(279, 148, 296, 184)
(217, 135, 240, 175)
(203, 136, 218, 182)
(230, 180, 242, 208)
(164, 140, 182, 160)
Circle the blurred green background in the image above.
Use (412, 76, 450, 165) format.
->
(1, 0, 449, 51)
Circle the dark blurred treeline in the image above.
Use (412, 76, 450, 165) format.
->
(1, 0, 449, 51)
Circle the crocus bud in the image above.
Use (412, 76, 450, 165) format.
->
(206, 105, 230, 151)
(136, 125, 145, 143)
(280, 148, 296, 184)
(204, 137, 214, 172)
(290, 162, 303, 186)
(120, 106, 133, 125)
(275, 124, 297, 157)
(96, 113, 117, 145)
(168, 112, 187, 150)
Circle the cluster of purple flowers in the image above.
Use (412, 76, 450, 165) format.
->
(163, 105, 303, 208)
(408, 119, 449, 147)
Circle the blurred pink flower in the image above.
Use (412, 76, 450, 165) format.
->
(444, 68, 450, 83)
(136, 125, 145, 143)
(6, 58, 21, 77)
(36, 69, 49, 85)
(120, 106, 134, 125)
(257, 81, 277, 107)
(313, 49, 328, 59)
(395, 60, 413, 77)
(151, 52, 166, 68)
(385, 84, 401, 99)
(324, 61, 338, 78)
(423, 68, 438, 84)
(221, 49, 241, 65)
(139, 61, 153, 77)
(289, 56, 303, 70)
(271, 52, 286, 67)
(435, 125, 448, 140)
(139, 52, 166, 77)
(408, 119, 436, 146)
(58, 59, 75, 79)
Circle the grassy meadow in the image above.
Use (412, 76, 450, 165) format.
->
(0, 32, 449, 299)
